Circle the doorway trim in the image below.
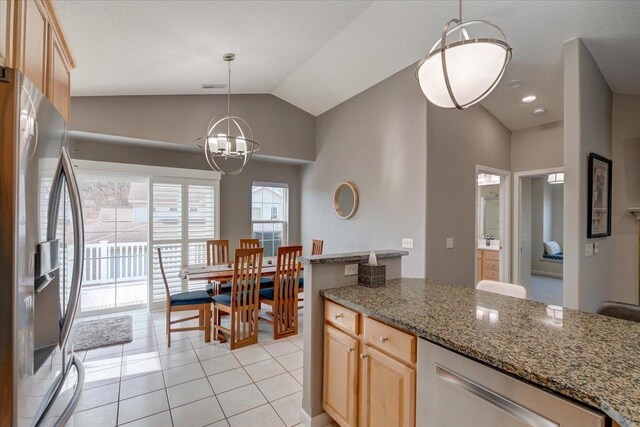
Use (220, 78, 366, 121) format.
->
(475, 165, 511, 284)
(512, 167, 564, 287)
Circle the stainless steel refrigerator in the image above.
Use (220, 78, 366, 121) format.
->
(1, 68, 85, 426)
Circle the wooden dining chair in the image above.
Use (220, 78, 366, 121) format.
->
(297, 239, 323, 300)
(207, 239, 230, 265)
(205, 240, 230, 296)
(239, 238, 260, 249)
(157, 248, 212, 347)
(312, 239, 324, 256)
(212, 247, 263, 350)
(259, 245, 302, 340)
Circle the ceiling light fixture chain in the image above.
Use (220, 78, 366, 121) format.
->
(195, 53, 260, 175)
(415, 0, 512, 110)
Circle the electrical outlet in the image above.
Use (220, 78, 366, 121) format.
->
(402, 238, 414, 249)
(446, 238, 454, 249)
(344, 264, 358, 276)
(585, 243, 594, 257)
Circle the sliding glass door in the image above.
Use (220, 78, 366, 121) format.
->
(78, 173, 149, 313)
(150, 178, 217, 310)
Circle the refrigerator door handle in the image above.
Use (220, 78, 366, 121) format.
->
(47, 146, 84, 349)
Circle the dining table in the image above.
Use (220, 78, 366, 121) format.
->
(178, 259, 304, 343)
(178, 257, 303, 283)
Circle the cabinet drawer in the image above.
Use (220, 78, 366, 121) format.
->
(363, 317, 416, 364)
(483, 260, 499, 272)
(483, 269, 499, 280)
(483, 250, 499, 260)
(325, 300, 359, 336)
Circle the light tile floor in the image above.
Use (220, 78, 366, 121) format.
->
(69, 308, 306, 427)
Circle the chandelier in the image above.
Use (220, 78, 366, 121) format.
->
(196, 53, 260, 175)
(415, 0, 512, 109)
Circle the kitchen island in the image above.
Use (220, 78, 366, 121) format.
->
(321, 278, 640, 427)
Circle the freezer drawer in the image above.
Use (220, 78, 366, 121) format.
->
(418, 340, 606, 427)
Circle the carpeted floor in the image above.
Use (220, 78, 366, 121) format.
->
(529, 274, 563, 306)
(73, 315, 133, 351)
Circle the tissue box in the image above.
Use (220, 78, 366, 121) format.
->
(358, 263, 386, 288)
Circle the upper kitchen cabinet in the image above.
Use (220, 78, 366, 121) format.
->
(11, 0, 76, 121)
(1, 0, 14, 67)
(48, 22, 72, 121)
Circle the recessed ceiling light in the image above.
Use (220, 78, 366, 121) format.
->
(532, 107, 546, 116)
(522, 95, 537, 103)
(508, 80, 523, 89)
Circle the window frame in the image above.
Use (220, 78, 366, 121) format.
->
(72, 160, 221, 313)
(251, 182, 289, 257)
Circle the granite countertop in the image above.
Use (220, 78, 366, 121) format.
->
(321, 278, 640, 427)
(299, 249, 409, 265)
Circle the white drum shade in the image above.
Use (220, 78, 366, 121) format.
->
(417, 41, 510, 109)
(416, 19, 512, 110)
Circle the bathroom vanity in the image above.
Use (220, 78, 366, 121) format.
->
(320, 278, 638, 427)
(477, 246, 500, 281)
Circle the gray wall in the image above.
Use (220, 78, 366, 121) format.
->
(426, 103, 511, 287)
(511, 121, 564, 172)
(70, 94, 316, 162)
(220, 161, 302, 255)
(301, 65, 427, 278)
(611, 94, 640, 304)
(563, 38, 613, 311)
(72, 133, 302, 254)
(530, 178, 563, 277)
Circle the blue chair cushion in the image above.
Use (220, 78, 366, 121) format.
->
(259, 287, 274, 300)
(260, 277, 274, 288)
(170, 290, 212, 307)
(212, 292, 253, 306)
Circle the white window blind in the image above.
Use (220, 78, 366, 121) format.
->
(151, 179, 218, 303)
(151, 182, 183, 303)
(251, 183, 288, 257)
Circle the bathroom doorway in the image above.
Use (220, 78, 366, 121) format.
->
(475, 166, 511, 285)
(513, 168, 564, 306)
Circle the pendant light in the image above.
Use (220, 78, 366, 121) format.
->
(415, 0, 512, 109)
(196, 53, 260, 175)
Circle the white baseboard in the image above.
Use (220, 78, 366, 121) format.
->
(299, 408, 333, 427)
(531, 269, 563, 279)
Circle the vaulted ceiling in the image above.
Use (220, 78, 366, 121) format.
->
(56, 0, 640, 131)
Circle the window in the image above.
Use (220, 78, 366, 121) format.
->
(151, 179, 218, 305)
(252, 182, 288, 257)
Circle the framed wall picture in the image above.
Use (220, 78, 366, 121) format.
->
(587, 153, 612, 238)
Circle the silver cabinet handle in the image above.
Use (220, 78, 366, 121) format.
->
(360, 354, 368, 359)
(334, 313, 343, 319)
(435, 365, 558, 427)
(48, 147, 84, 349)
(347, 347, 354, 353)
(379, 336, 388, 343)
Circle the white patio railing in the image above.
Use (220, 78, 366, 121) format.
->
(82, 240, 148, 285)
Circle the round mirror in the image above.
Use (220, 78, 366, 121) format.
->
(334, 182, 359, 219)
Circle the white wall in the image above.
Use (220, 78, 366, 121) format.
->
(511, 121, 563, 173)
(71, 94, 316, 162)
(426, 103, 511, 287)
(563, 38, 613, 311)
(611, 94, 640, 304)
(301, 65, 427, 278)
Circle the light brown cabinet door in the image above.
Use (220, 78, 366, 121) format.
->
(359, 345, 415, 427)
(323, 325, 359, 427)
(0, 0, 11, 67)
(49, 29, 70, 121)
(21, 0, 48, 92)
